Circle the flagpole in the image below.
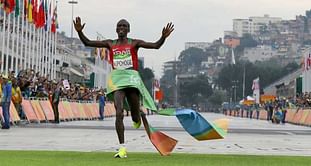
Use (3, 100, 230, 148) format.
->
(24, 15, 28, 69)
(1, 12, 6, 73)
(44, 28, 48, 76)
(29, 24, 33, 69)
(51, 32, 55, 79)
(15, 5, 21, 73)
(35, 27, 38, 71)
(41, 27, 44, 76)
(42, 28, 45, 76)
(53, 30, 57, 79)
(11, 13, 16, 72)
(20, 14, 24, 70)
(45, 29, 48, 77)
(31, 24, 35, 70)
(242, 63, 245, 99)
(307, 52, 310, 92)
(19, 0, 25, 71)
(47, 0, 52, 79)
(51, 32, 54, 79)
(48, 28, 52, 79)
(47, 30, 50, 78)
(5, 13, 11, 75)
(52, 0, 57, 80)
(28, 23, 31, 70)
(303, 52, 307, 93)
(26, 23, 31, 69)
(46, 0, 49, 77)
(38, 28, 41, 73)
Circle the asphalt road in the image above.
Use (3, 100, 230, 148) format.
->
(0, 113, 310, 156)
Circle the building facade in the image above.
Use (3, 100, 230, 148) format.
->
(233, 14, 282, 37)
(185, 42, 211, 50)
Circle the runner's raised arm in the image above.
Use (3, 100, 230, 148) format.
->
(73, 17, 112, 48)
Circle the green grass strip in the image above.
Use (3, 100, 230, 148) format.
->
(0, 150, 310, 166)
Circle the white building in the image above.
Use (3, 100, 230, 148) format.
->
(233, 14, 282, 37)
(185, 42, 211, 50)
(242, 45, 278, 62)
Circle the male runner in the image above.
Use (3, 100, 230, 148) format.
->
(73, 17, 174, 158)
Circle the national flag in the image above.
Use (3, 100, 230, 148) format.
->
(306, 53, 311, 71)
(231, 48, 236, 65)
(15, 0, 20, 17)
(153, 79, 160, 89)
(24, 0, 28, 19)
(27, 0, 33, 22)
(55, 4, 58, 29)
(51, 3, 57, 33)
(141, 113, 177, 156)
(252, 77, 259, 90)
(252, 77, 260, 104)
(153, 79, 162, 101)
(175, 109, 228, 141)
(105, 49, 110, 63)
(100, 48, 106, 60)
(32, 0, 37, 25)
(4, 0, 16, 14)
(106, 69, 229, 155)
(36, 0, 45, 28)
(155, 90, 163, 101)
(300, 56, 306, 70)
(95, 48, 100, 58)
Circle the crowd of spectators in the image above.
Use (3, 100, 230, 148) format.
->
(14, 69, 104, 101)
(295, 92, 311, 107)
(224, 93, 311, 125)
(1, 68, 106, 129)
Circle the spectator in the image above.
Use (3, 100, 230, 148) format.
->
(97, 90, 106, 120)
(12, 78, 23, 119)
(1, 75, 12, 129)
(52, 81, 61, 124)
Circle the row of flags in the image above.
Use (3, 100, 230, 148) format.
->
(0, 0, 58, 33)
(0, 0, 58, 78)
(95, 47, 110, 62)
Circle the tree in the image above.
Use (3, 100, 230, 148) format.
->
(179, 74, 213, 107)
(138, 59, 155, 95)
(208, 90, 227, 107)
(178, 47, 206, 73)
(216, 59, 300, 101)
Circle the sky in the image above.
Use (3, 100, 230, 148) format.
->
(57, 0, 311, 77)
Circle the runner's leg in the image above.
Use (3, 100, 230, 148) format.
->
(126, 88, 141, 124)
(114, 90, 126, 144)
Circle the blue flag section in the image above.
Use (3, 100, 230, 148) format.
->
(175, 109, 228, 141)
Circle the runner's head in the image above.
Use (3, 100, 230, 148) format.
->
(116, 19, 130, 38)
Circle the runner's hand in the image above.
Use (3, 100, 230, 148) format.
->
(162, 22, 174, 38)
(73, 17, 85, 32)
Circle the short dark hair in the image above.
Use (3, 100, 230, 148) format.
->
(117, 19, 130, 31)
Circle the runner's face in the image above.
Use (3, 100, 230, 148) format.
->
(116, 20, 129, 38)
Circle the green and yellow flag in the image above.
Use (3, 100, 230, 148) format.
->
(28, 0, 33, 22)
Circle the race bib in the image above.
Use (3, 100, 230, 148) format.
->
(113, 48, 133, 69)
